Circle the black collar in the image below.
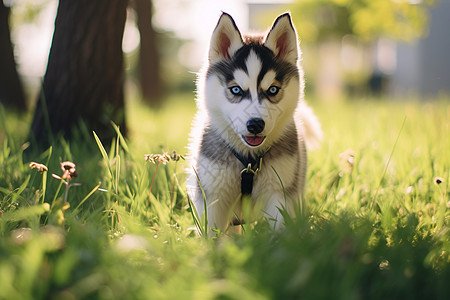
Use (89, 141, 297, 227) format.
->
(229, 147, 269, 195)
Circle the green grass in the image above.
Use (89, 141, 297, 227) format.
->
(0, 95, 449, 299)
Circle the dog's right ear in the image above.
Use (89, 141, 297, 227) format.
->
(209, 13, 243, 63)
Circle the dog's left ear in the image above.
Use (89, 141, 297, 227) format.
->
(264, 13, 299, 64)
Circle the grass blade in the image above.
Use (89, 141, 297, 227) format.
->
(187, 193, 202, 236)
(41, 171, 47, 204)
(192, 167, 208, 238)
(111, 122, 129, 153)
(372, 116, 407, 206)
(93, 131, 113, 179)
(11, 175, 31, 203)
(115, 134, 120, 195)
(73, 181, 102, 213)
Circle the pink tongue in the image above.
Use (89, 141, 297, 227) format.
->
(244, 136, 265, 146)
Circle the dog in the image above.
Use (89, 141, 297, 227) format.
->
(186, 12, 322, 232)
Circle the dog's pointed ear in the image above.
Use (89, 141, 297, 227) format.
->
(264, 13, 299, 64)
(209, 13, 243, 63)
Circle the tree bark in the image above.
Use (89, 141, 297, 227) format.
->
(0, 1, 27, 111)
(31, 0, 128, 146)
(135, 0, 163, 106)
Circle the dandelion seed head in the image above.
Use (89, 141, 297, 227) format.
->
(61, 161, 75, 171)
(160, 152, 170, 164)
(145, 151, 184, 165)
(29, 162, 48, 173)
(58, 161, 78, 180)
(144, 154, 155, 163)
(145, 153, 170, 165)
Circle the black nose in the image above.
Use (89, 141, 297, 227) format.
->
(246, 118, 265, 134)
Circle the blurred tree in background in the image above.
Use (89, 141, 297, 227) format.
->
(30, 0, 128, 147)
(0, 0, 26, 111)
(134, 0, 164, 107)
(3, 0, 164, 147)
(291, 0, 434, 42)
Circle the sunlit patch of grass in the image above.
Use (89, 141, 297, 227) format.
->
(0, 95, 449, 299)
(126, 94, 196, 156)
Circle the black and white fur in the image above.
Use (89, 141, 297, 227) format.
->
(187, 12, 322, 231)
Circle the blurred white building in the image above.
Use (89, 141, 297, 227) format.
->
(392, 0, 450, 97)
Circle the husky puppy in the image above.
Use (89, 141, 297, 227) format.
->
(187, 12, 322, 231)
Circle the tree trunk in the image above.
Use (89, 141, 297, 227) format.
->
(135, 0, 163, 106)
(31, 0, 128, 146)
(0, 1, 27, 111)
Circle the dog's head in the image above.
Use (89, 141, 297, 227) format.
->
(203, 12, 303, 153)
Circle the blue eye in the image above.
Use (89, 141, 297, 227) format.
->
(267, 86, 280, 96)
(230, 86, 243, 96)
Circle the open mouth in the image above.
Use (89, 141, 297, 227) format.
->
(242, 135, 266, 147)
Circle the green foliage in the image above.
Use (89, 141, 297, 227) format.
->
(0, 96, 449, 299)
(290, 0, 435, 42)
